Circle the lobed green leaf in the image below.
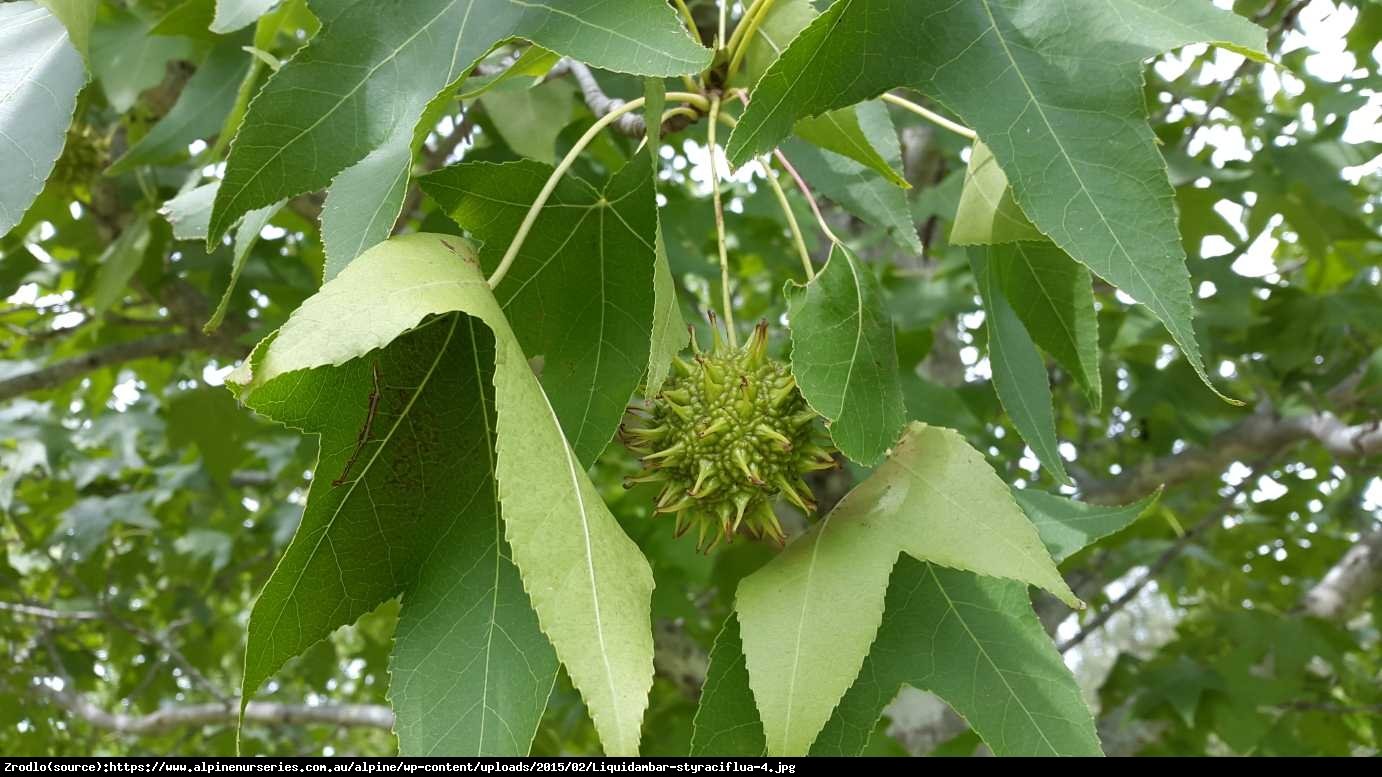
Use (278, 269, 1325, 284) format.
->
(207, 0, 709, 243)
(232, 233, 655, 756)
(727, 0, 1265, 401)
(785, 244, 906, 466)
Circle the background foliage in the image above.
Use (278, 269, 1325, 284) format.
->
(1, 0, 1380, 757)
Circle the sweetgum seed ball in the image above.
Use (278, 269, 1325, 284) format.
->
(622, 320, 836, 550)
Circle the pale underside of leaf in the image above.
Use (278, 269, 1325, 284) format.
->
(0, 2, 86, 239)
(736, 422, 1077, 755)
(812, 488, 1158, 755)
(494, 332, 655, 755)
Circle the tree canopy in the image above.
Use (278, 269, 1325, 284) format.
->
(1, 0, 1379, 758)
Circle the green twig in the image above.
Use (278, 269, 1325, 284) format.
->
(761, 156, 813, 281)
(713, 109, 812, 282)
(880, 92, 977, 140)
(671, 0, 698, 38)
(717, 0, 728, 50)
(726, 0, 777, 80)
(773, 148, 840, 245)
(706, 95, 738, 346)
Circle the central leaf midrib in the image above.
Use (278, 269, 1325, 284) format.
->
(838, 251, 866, 418)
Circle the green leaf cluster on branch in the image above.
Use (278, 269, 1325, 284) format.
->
(172, 0, 1263, 757)
(28, 0, 1382, 761)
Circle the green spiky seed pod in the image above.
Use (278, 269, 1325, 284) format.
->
(622, 319, 837, 551)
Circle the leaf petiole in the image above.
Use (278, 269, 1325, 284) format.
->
(879, 92, 976, 140)
(760, 155, 814, 282)
(725, 0, 778, 81)
(671, 0, 698, 37)
(706, 95, 739, 347)
(773, 148, 841, 246)
(713, 108, 813, 282)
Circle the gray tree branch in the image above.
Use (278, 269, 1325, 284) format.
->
(0, 332, 217, 402)
(37, 686, 395, 735)
(0, 601, 102, 621)
(1080, 405, 1379, 506)
(27, 618, 710, 739)
(1058, 467, 1264, 653)
(562, 60, 650, 138)
(1302, 526, 1382, 620)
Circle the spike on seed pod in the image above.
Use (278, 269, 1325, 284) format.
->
(628, 425, 668, 441)
(746, 320, 769, 364)
(624, 470, 670, 489)
(692, 477, 721, 498)
(732, 447, 755, 481)
(708, 313, 725, 352)
(657, 494, 696, 514)
(702, 368, 724, 400)
(642, 441, 685, 462)
(620, 322, 836, 550)
(698, 417, 729, 438)
(756, 423, 793, 449)
(691, 460, 713, 491)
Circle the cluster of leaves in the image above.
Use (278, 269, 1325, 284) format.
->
(2, 0, 1379, 758)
